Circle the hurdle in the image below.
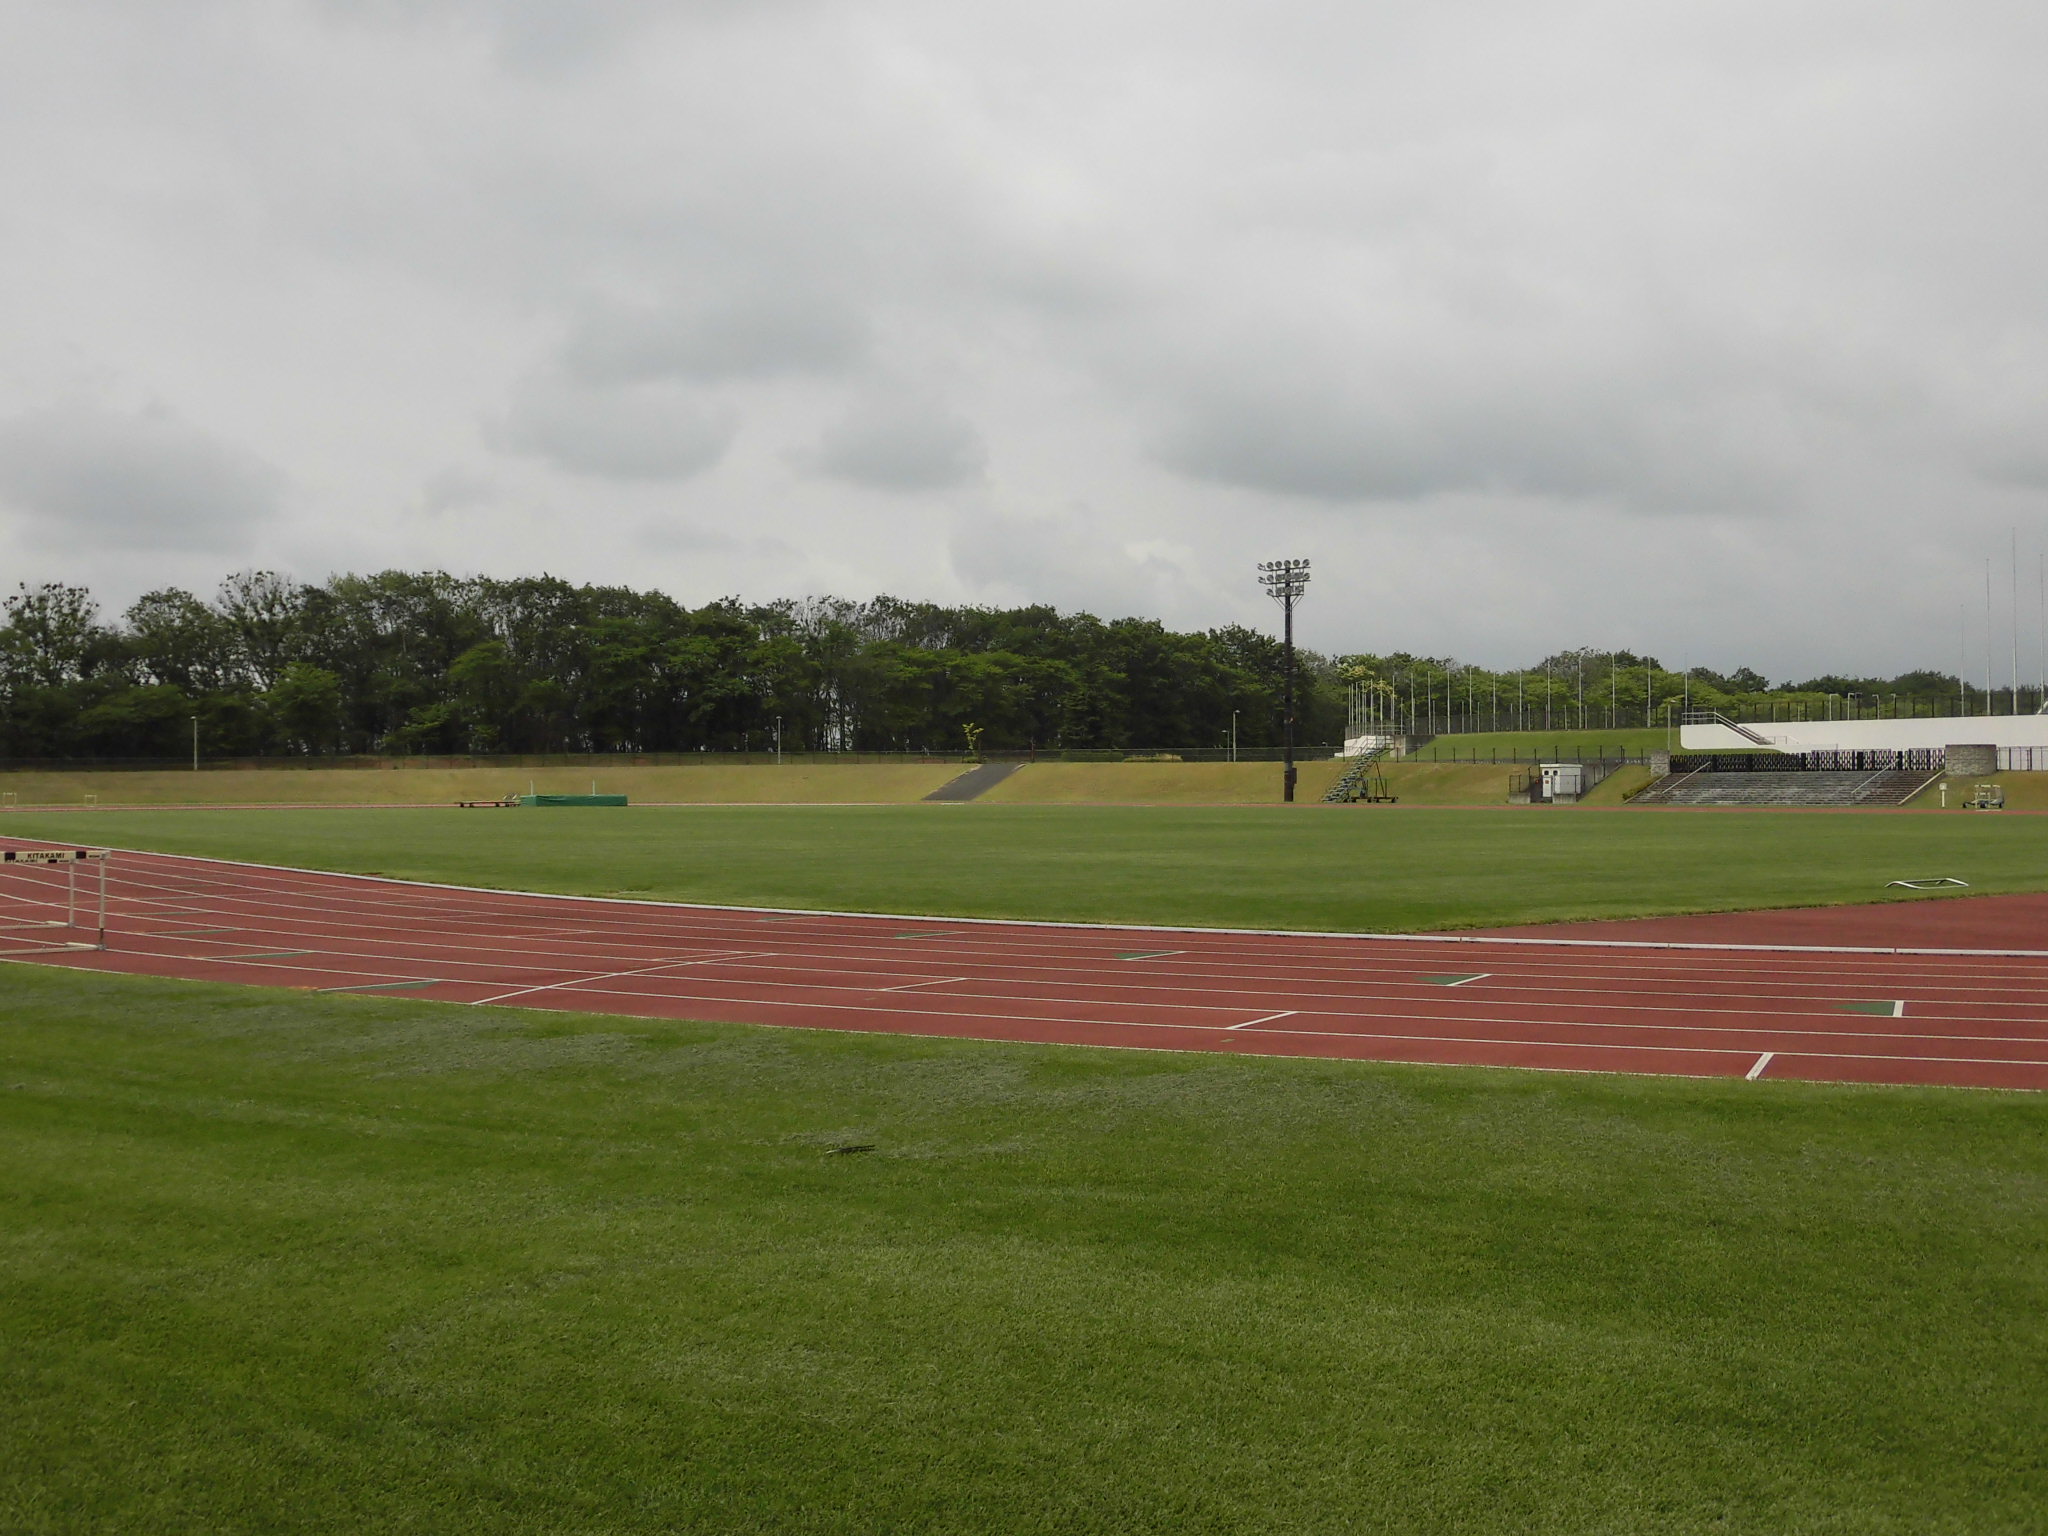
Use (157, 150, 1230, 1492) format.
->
(0, 847, 110, 953)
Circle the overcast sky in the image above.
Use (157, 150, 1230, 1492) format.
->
(3, 0, 2046, 682)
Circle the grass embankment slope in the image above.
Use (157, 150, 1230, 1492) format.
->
(2, 759, 1629, 810)
(11, 804, 2047, 931)
(3, 965, 2041, 1535)
(0, 763, 960, 807)
(1402, 726, 1676, 760)
(984, 760, 1354, 803)
(982, 759, 1660, 807)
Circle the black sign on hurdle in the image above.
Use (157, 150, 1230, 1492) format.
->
(0, 847, 110, 952)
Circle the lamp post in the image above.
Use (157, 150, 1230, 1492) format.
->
(774, 716, 783, 765)
(1256, 559, 1311, 802)
(1230, 710, 1239, 763)
(190, 715, 199, 772)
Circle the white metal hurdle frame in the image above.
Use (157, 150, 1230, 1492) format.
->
(0, 848, 110, 953)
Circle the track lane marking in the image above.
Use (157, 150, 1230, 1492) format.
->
(70, 845, 2048, 959)
(21, 845, 2048, 1089)
(1228, 1011, 1296, 1030)
(88, 868, 2048, 999)
(481, 986, 2048, 1072)
(80, 924, 2048, 1046)
(466, 949, 781, 1007)
(316, 979, 442, 994)
(1747, 1052, 1775, 1080)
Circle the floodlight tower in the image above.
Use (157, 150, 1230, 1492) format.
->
(1257, 558, 1312, 802)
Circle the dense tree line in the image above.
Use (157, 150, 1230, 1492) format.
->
(0, 573, 1346, 759)
(0, 573, 2011, 762)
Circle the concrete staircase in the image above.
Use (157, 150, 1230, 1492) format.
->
(922, 761, 1024, 802)
(1630, 769, 1938, 808)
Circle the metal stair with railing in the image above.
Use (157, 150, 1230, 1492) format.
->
(1322, 746, 1391, 803)
(1681, 710, 1792, 748)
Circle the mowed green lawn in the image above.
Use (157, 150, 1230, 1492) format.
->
(3, 965, 2042, 1534)
(7, 803, 2048, 930)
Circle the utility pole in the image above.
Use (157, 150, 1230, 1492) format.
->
(774, 716, 783, 764)
(1257, 559, 1311, 802)
(1230, 710, 1239, 763)
(191, 715, 199, 772)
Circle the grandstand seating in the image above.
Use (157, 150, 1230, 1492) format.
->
(1630, 769, 1936, 808)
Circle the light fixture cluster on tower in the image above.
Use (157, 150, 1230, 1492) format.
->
(1257, 558, 1311, 603)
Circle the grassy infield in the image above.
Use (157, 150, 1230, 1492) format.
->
(4, 803, 2047, 1531)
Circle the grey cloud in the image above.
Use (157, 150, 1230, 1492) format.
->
(803, 396, 986, 491)
(9, 1, 2048, 677)
(491, 374, 736, 481)
(562, 292, 868, 384)
(0, 403, 283, 552)
(1154, 379, 1794, 512)
(950, 501, 1214, 618)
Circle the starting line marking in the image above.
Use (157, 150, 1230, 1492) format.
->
(1116, 950, 1182, 960)
(1425, 973, 1491, 987)
(1229, 1010, 1297, 1031)
(1746, 1051, 1775, 1080)
(1840, 1000, 1907, 1017)
(884, 976, 967, 992)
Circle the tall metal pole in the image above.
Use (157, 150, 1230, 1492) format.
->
(1286, 602, 1297, 797)
(191, 715, 199, 772)
(1257, 560, 1311, 803)
(2012, 528, 2022, 717)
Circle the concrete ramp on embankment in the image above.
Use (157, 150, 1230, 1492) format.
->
(921, 761, 1026, 801)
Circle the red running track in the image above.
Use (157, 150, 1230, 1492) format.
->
(3, 843, 2045, 1091)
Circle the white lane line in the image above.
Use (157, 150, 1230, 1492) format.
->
(1444, 973, 1492, 987)
(87, 861, 2048, 995)
(883, 976, 968, 992)
(1228, 1010, 1297, 1030)
(1892, 1000, 1906, 1018)
(468, 950, 778, 1007)
(1746, 1051, 1775, 1080)
(490, 983, 2048, 1071)
(82, 845, 2048, 958)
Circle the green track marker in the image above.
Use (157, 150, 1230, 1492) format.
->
(1839, 1000, 1906, 1017)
